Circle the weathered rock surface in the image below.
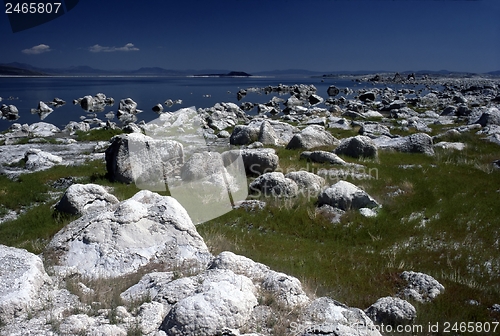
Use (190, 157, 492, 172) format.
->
(204, 103, 241, 131)
(30, 122, 61, 137)
(398, 271, 445, 302)
(372, 133, 435, 155)
(359, 91, 376, 102)
(299, 297, 381, 336)
(181, 151, 228, 182)
(46, 190, 212, 279)
(262, 271, 311, 309)
(233, 200, 267, 212)
(474, 107, 500, 127)
(78, 93, 113, 112)
(286, 125, 339, 150)
(226, 148, 279, 175)
(55, 183, 119, 216)
(249, 172, 299, 198)
(434, 141, 466, 151)
(160, 269, 258, 336)
(35, 101, 54, 114)
(211, 252, 311, 309)
(209, 252, 271, 283)
(24, 148, 63, 171)
(0, 142, 102, 179)
(285, 171, 325, 195)
(230, 125, 260, 145)
(65, 121, 90, 134)
(335, 135, 378, 159)
(0, 245, 52, 324)
(300, 151, 347, 165)
(118, 98, 139, 114)
(318, 181, 379, 211)
(105, 133, 184, 186)
(0, 104, 19, 120)
(359, 123, 392, 138)
(258, 120, 280, 146)
(365, 296, 416, 326)
(230, 119, 298, 146)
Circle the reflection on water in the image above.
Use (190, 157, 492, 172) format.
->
(0, 76, 429, 132)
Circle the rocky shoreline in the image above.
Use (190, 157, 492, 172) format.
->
(1, 75, 500, 335)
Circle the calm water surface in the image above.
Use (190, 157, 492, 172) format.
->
(0, 76, 380, 132)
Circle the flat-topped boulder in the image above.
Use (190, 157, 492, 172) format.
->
(372, 133, 435, 155)
(300, 151, 347, 165)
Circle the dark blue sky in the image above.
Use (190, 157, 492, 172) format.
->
(1, 0, 499, 73)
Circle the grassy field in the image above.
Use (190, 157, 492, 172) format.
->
(198, 126, 500, 331)
(0, 123, 499, 334)
(0, 159, 145, 253)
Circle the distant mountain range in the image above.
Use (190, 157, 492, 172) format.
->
(0, 62, 499, 77)
(0, 63, 250, 77)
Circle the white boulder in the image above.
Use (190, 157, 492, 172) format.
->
(46, 190, 212, 279)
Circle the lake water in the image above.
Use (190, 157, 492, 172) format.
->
(0, 76, 384, 132)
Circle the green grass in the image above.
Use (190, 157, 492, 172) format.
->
(198, 130, 500, 330)
(0, 159, 155, 254)
(0, 125, 499, 331)
(75, 128, 124, 142)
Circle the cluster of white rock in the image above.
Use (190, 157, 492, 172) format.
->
(0, 188, 419, 336)
(2, 77, 500, 334)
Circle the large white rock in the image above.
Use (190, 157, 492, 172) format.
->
(335, 135, 378, 159)
(299, 297, 382, 336)
(262, 271, 311, 309)
(434, 141, 466, 151)
(399, 271, 444, 302)
(475, 107, 500, 127)
(209, 251, 271, 283)
(300, 151, 347, 165)
(210, 251, 310, 309)
(160, 269, 258, 336)
(365, 296, 416, 326)
(24, 148, 63, 171)
(29, 122, 60, 137)
(249, 172, 299, 198)
(119, 98, 139, 114)
(46, 190, 212, 279)
(286, 125, 339, 150)
(285, 171, 325, 196)
(318, 180, 379, 211)
(55, 183, 119, 216)
(0, 245, 52, 324)
(105, 133, 184, 187)
(372, 133, 435, 155)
